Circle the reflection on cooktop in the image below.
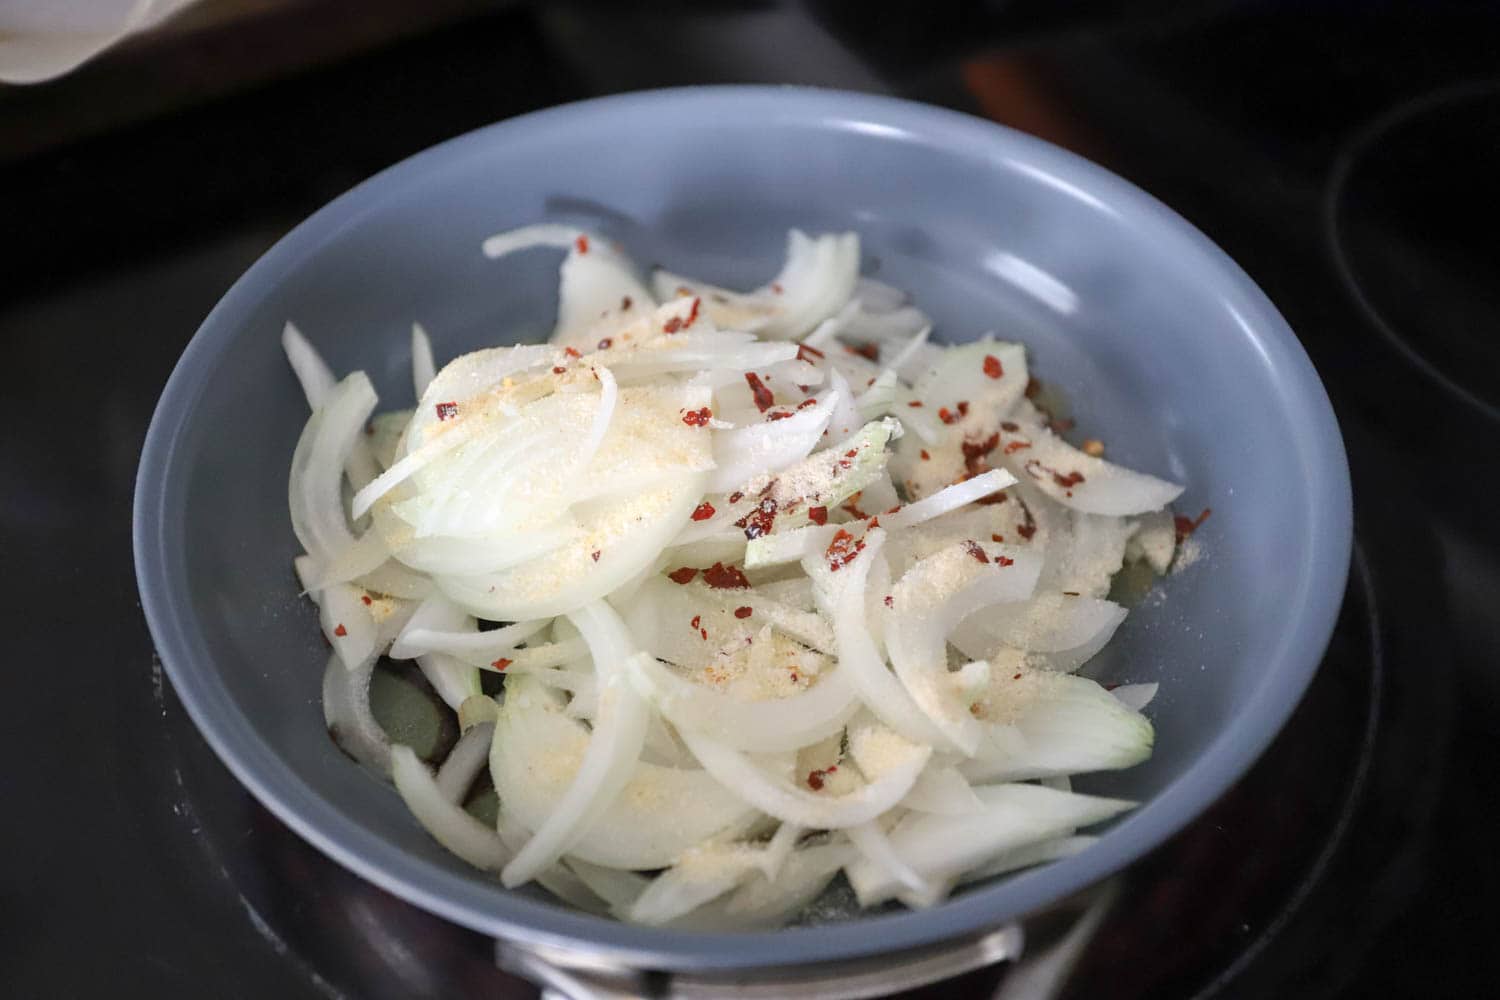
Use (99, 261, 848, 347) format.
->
(1327, 82, 1500, 419)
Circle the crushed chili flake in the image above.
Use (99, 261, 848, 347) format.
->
(1003, 440, 1032, 454)
(552, 366, 567, 374)
(962, 432, 1000, 477)
(564, 346, 581, 358)
(867, 516, 880, 529)
(435, 401, 459, 421)
(591, 550, 601, 562)
(734, 606, 753, 619)
(938, 407, 959, 425)
(990, 533, 1006, 543)
(574, 234, 589, 254)
(620, 296, 632, 310)
(983, 354, 1004, 379)
(996, 555, 1015, 567)
(920, 449, 931, 461)
(700, 629, 709, 640)
(690, 615, 702, 630)
(1013, 673, 1023, 680)
(824, 529, 865, 571)
(808, 505, 829, 525)
(663, 316, 684, 334)
(667, 566, 698, 585)
(796, 398, 818, 410)
(681, 407, 712, 427)
(703, 562, 751, 589)
(1054, 469, 1085, 489)
(796, 343, 825, 362)
(907, 400, 924, 408)
(728, 491, 744, 504)
(360, 595, 373, 606)
(734, 497, 779, 539)
(841, 491, 868, 520)
(492, 657, 512, 670)
(758, 478, 778, 497)
(685, 297, 702, 328)
(333, 623, 347, 637)
(597, 337, 613, 350)
(1016, 502, 1037, 540)
(691, 502, 716, 522)
(767, 409, 794, 421)
(1001, 421, 1020, 432)
(884, 595, 894, 608)
(963, 540, 990, 564)
(957, 400, 970, 417)
(790, 671, 799, 683)
(977, 489, 1009, 506)
(806, 770, 827, 791)
(1174, 507, 1213, 542)
(745, 372, 775, 412)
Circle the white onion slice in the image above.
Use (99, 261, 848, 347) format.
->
(411, 323, 436, 399)
(1111, 682, 1159, 712)
(847, 820, 933, 898)
(625, 844, 763, 926)
(706, 389, 837, 493)
(566, 858, 650, 912)
(392, 744, 511, 871)
(952, 593, 1127, 656)
(880, 469, 1017, 532)
(679, 721, 930, 830)
(998, 420, 1183, 516)
(322, 654, 391, 777)
(393, 619, 550, 662)
(902, 764, 984, 815)
(434, 721, 493, 803)
(627, 654, 859, 754)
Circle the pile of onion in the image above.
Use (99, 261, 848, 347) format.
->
(285, 225, 1190, 927)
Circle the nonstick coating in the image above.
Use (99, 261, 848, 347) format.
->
(134, 87, 1352, 972)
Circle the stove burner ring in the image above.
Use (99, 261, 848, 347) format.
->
(1323, 79, 1500, 422)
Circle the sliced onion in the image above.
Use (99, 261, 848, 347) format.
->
(388, 594, 474, 661)
(322, 654, 391, 777)
(998, 419, 1183, 516)
(847, 820, 933, 898)
(625, 844, 763, 926)
(434, 721, 495, 805)
(627, 653, 859, 754)
(393, 618, 550, 663)
(411, 322, 436, 399)
(678, 721, 930, 830)
(1127, 508, 1177, 574)
(756, 821, 804, 881)
(706, 388, 837, 493)
(392, 744, 511, 870)
(902, 764, 984, 815)
(952, 593, 1127, 656)
(297, 556, 379, 670)
(1111, 682, 1159, 712)
(566, 858, 651, 912)
(844, 783, 1133, 907)
(880, 469, 1017, 532)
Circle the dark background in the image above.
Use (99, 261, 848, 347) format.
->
(4, 1, 1499, 997)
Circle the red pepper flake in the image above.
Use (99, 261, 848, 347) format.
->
(1016, 502, 1037, 540)
(703, 562, 751, 589)
(771, 282, 784, 294)
(597, 337, 613, 350)
(884, 594, 894, 608)
(685, 297, 702, 328)
(620, 296, 632, 311)
(552, 366, 567, 374)
(564, 346, 581, 358)
(733, 497, 779, 539)
(920, 449, 930, 461)
(574, 234, 589, 254)
(808, 505, 828, 525)
(728, 491, 744, 504)
(807, 769, 830, 791)
(964, 540, 990, 564)
(938, 407, 959, 425)
(663, 316, 684, 334)
(983, 354, 1004, 379)
(957, 401, 971, 418)
(824, 529, 865, 571)
(797, 343, 825, 362)
(841, 491, 868, 520)
(996, 555, 1015, 567)
(1025, 458, 1086, 492)
(681, 407, 712, 427)
(492, 657, 512, 671)
(962, 432, 1000, 477)
(790, 671, 799, 683)
(796, 397, 818, 410)
(1013, 672, 1023, 680)
(691, 502, 716, 522)
(667, 566, 698, 585)
(360, 595, 373, 606)
(1174, 507, 1213, 542)
(1062, 590, 1080, 596)
(700, 629, 709, 640)
(591, 550, 601, 562)
(1001, 421, 1020, 433)
(1054, 469, 1086, 489)
(846, 342, 880, 362)
(991, 533, 1005, 543)
(333, 623, 348, 637)
(867, 516, 880, 529)
(907, 400, 924, 408)
(977, 489, 1009, 507)
(435, 401, 459, 421)
(690, 615, 702, 630)
(767, 409, 794, 421)
(745, 372, 775, 412)
(734, 606, 753, 619)
(1003, 440, 1032, 454)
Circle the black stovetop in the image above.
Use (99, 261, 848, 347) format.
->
(5, 2, 1499, 997)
